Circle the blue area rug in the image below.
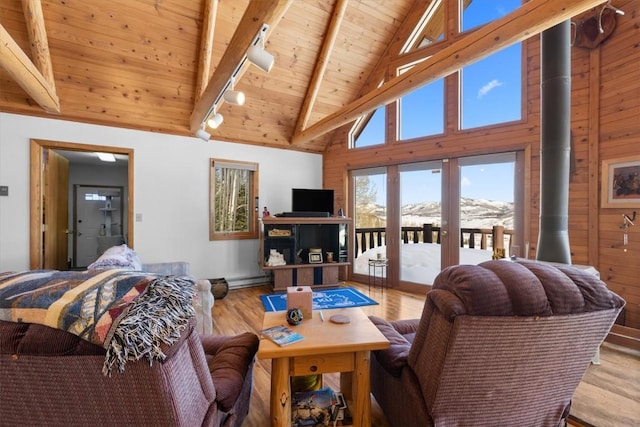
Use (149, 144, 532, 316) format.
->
(260, 287, 378, 312)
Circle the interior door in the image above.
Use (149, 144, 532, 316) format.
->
(43, 149, 69, 270)
(74, 186, 123, 268)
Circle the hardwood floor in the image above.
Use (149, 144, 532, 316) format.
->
(212, 282, 640, 427)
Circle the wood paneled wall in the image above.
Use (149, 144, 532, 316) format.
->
(323, 0, 639, 329)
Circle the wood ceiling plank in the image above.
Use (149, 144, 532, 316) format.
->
(189, 0, 293, 133)
(0, 23, 59, 113)
(292, 0, 608, 146)
(294, 0, 349, 135)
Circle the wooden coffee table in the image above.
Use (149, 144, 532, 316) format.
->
(257, 307, 390, 427)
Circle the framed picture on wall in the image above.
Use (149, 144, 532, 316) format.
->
(601, 155, 640, 208)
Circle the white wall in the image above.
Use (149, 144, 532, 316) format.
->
(0, 112, 323, 281)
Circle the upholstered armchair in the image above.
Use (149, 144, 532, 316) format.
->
(369, 259, 625, 427)
(0, 319, 258, 427)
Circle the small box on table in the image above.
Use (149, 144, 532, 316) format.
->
(287, 286, 313, 319)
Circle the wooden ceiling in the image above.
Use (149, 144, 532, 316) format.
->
(0, 0, 608, 153)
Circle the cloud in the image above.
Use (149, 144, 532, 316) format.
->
(477, 79, 503, 99)
(461, 176, 472, 187)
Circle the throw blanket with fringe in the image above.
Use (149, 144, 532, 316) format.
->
(0, 269, 195, 375)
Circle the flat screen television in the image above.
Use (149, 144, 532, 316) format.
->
(291, 188, 334, 216)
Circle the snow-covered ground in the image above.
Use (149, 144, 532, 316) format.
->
(354, 243, 494, 285)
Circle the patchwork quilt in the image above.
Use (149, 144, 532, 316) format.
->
(0, 269, 195, 375)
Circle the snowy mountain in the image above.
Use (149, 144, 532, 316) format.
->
(368, 197, 514, 229)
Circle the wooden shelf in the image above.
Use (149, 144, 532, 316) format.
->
(259, 217, 351, 291)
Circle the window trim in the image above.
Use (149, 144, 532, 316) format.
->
(209, 158, 259, 241)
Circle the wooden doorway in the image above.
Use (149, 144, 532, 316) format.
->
(29, 139, 134, 270)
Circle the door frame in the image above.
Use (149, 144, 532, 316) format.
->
(29, 139, 134, 269)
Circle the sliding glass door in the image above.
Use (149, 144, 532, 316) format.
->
(458, 153, 516, 265)
(352, 168, 387, 277)
(399, 161, 443, 285)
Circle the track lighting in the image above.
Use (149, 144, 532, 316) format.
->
(247, 45, 274, 73)
(196, 127, 211, 141)
(207, 113, 224, 129)
(223, 78, 245, 105)
(247, 24, 274, 73)
(195, 23, 273, 137)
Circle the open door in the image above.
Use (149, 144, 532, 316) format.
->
(43, 149, 70, 269)
(30, 139, 134, 270)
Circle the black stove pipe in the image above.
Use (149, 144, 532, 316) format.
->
(536, 21, 572, 264)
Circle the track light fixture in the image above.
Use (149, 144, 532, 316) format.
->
(207, 113, 224, 129)
(223, 78, 245, 105)
(197, 23, 273, 136)
(196, 127, 211, 141)
(247, 24, 274, 73)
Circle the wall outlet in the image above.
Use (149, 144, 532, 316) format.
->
(0, 186, 8, 196)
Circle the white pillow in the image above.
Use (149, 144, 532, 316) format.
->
(88, 244, 143, 271)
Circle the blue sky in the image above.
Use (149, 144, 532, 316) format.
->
(360, 0, 521, 205)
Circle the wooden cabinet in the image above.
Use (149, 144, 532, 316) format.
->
(260, 217, 351, 291)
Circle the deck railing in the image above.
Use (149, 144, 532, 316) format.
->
(354, 224, 513, 257)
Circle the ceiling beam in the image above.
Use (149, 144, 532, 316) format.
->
(0, 23, 59, 113)
(293, 0, 349, 137)
(21, 0, 55, 88)
(291, 0, 607, 146)
(190, 0, 293, 133)
(195, 0, 218, 100)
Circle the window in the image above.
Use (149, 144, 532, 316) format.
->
(351, 107, 386, 148)
(399, 77, 444, 140)
(460, 43, 522, 129)
(209, 159, 258, 241)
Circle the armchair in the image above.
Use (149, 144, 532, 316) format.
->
(370, 259, 624, 427)
(0, 319, 258, 427)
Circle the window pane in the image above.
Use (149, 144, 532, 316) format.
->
(215, 168, 250, 232)
(460, 43, 521, 129)
(461, 0, 521, 32)
(400, 162, 442, 285)
(459, 154, 515, 263)
(399, 78, 444, 140)
(210, 159, 258, 240)
(352, 170, 387, 275)
(352, 107, 385, 148)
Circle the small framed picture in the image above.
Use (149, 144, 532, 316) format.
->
(601, 156, 640, 208)
(308, 253, 323, 264)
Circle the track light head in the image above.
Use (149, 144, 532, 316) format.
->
(247, 45, 274, 73)
(207, 113, 224, 129)
(223, 90, 245, 106)
(196, 128, 211, 141)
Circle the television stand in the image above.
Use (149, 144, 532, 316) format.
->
(259, 216, 351, 291)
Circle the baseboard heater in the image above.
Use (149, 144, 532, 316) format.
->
(227, 273, 272, 289)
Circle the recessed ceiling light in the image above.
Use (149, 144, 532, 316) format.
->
(97, 152, 116, 162)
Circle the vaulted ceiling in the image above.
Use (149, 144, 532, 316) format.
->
(0, 0, 607, 153)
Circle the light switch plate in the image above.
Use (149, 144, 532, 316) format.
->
(0, 186, 8, 196)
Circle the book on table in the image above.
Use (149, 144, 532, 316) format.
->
(261, 325, 304, 346)
(291, 386, 342, 427)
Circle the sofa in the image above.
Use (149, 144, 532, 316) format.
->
(86, 244, 214, 335)
(0, 267, 257, 426)
(369, 259, 625, 427)
(141, 261, 214, 335)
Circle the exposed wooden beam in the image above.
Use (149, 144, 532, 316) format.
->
(291, 0, 607, 146)
(195, 0, 218, 100)
(190, 0, 293, 133)
(0, 23, 59, 113)
(21, 0, 55, 87)
(293, 0, 349, 136)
